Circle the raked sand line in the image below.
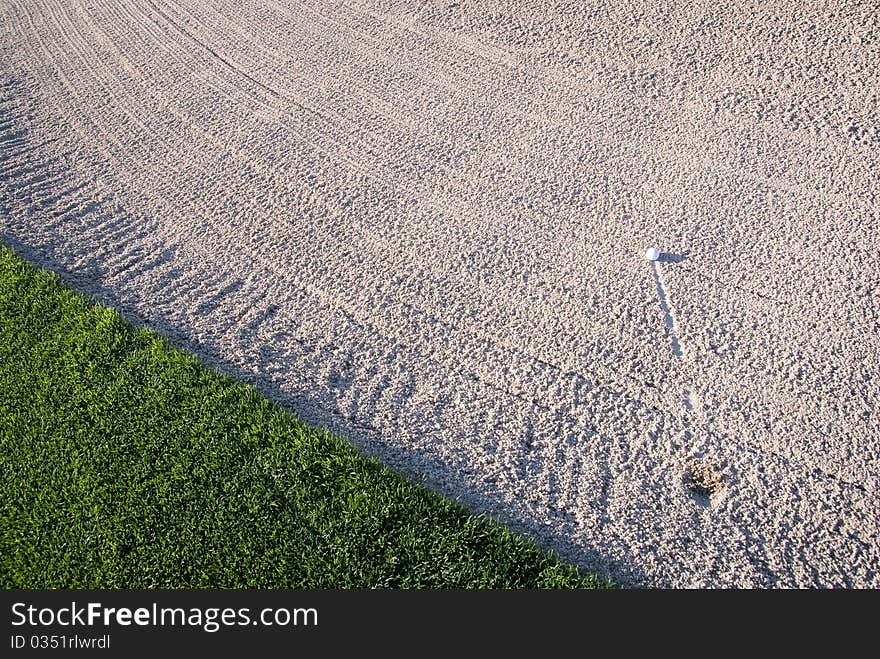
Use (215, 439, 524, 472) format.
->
(1, 1, 878, 587)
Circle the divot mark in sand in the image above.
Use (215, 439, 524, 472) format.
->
(685, 459, 725, 502)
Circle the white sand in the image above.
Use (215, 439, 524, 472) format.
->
(1, 0, 878, 587)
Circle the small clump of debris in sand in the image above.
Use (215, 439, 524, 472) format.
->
(686, 460, 725, 500)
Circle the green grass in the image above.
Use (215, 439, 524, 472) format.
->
(0, 244, 608, 588)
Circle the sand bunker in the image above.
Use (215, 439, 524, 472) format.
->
(2, 0, 878, 587)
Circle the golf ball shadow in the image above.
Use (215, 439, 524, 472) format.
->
(657, 252, 689, 264)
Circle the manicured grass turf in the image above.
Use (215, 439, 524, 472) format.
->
(0, 244, 608, 588)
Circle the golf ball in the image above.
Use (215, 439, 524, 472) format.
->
(645, 247, 660, 261)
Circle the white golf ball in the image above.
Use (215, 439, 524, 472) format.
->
(644, 247, 660, 261)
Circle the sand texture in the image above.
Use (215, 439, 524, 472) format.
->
(2, 1, 878, 587)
